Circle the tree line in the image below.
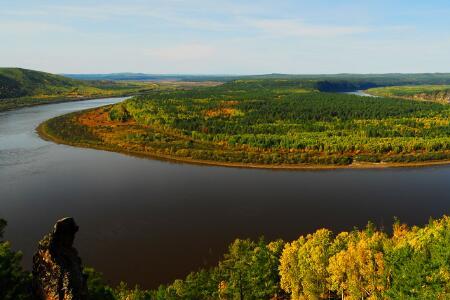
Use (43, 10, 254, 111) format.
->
(2, 216, 450, 299)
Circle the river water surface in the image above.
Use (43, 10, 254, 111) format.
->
(343, 90, 377, 97)
(1, 97, 450, 288)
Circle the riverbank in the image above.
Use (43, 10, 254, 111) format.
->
(37, 107, 450, 170)
(0, 94, 132, 113)
(366, 85, 450, 104)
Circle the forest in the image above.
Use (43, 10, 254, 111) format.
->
(63, 72, 450, 87)
(3, 215, 450, 299)
(41, 79, 450, 167)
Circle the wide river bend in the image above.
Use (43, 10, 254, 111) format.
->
(1, 97, 450, 288)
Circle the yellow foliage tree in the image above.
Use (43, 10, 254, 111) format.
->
(327, 231, 389, 300)
(280, 229, 350, 299)
(279, 237, 305, 299)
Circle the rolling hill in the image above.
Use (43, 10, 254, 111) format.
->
(0, 68, 91, 99)
(0, 68, 162, 111)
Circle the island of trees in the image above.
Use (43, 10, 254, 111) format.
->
(39, 79, 450, 168)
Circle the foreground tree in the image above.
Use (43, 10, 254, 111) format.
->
(0, 219, 32, 300)
(84, 267, 115, 300)
(218, 238, 284, 299)
(327, 230, 389, 300)
(385, 217, 450, 298)
(279, 229, 350, 299)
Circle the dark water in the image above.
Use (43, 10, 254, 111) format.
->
(1, 97, 450, 289)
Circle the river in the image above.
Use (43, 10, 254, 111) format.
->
(1, 97, 450, 288)
(343, 90, 377, 97)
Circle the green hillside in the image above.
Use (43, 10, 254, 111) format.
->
(0, 68, 93, 99)
(0, 68, 162, 111)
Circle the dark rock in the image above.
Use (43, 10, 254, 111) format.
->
(32, 217, 88, 300)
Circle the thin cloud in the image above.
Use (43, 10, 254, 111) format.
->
(145, 43, 216, 61)
(248, 19, 369, 38)
(1, 4, 371, 36)
(0, 20, 73, 35)
(38, 4, 237, 31)
(1, 9, 48, 17)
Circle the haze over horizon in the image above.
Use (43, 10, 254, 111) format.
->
(2, 0, 450, 74)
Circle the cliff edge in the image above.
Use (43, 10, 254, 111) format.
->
(32, 217, 88, 300)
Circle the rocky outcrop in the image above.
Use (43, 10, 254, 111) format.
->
(32, 217, 88, 300)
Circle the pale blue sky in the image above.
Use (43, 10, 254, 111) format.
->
(1, 0, 450, 74)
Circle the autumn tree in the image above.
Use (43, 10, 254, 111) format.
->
(279, 229, 350, 299)
(327, 230, 389, 300)
(279, 237, 304, 299)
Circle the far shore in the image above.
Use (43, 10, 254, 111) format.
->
(37, 116, 450, 171)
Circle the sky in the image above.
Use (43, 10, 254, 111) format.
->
(1, 0, 450, 74)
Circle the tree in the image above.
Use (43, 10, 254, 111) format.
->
(219, 238, 283, 299)
(84, 267, 115, 300)
(280, 229, 348, 299)
(169, 269, 219, 299)
(279, 237, 304, 299)
(328, 231, 388, 300)
(114, 282, 152, 300)
(385, 216, 450, 298)
(0, 219, 32, 300)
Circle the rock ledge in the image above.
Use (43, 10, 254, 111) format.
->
(32, 217, 88, 300)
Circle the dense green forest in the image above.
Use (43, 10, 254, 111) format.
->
(64, 72, 450, 89)
(247, 73, 450, 92)
(41, 79, 450, 167)
(2, 216, 450, 299)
